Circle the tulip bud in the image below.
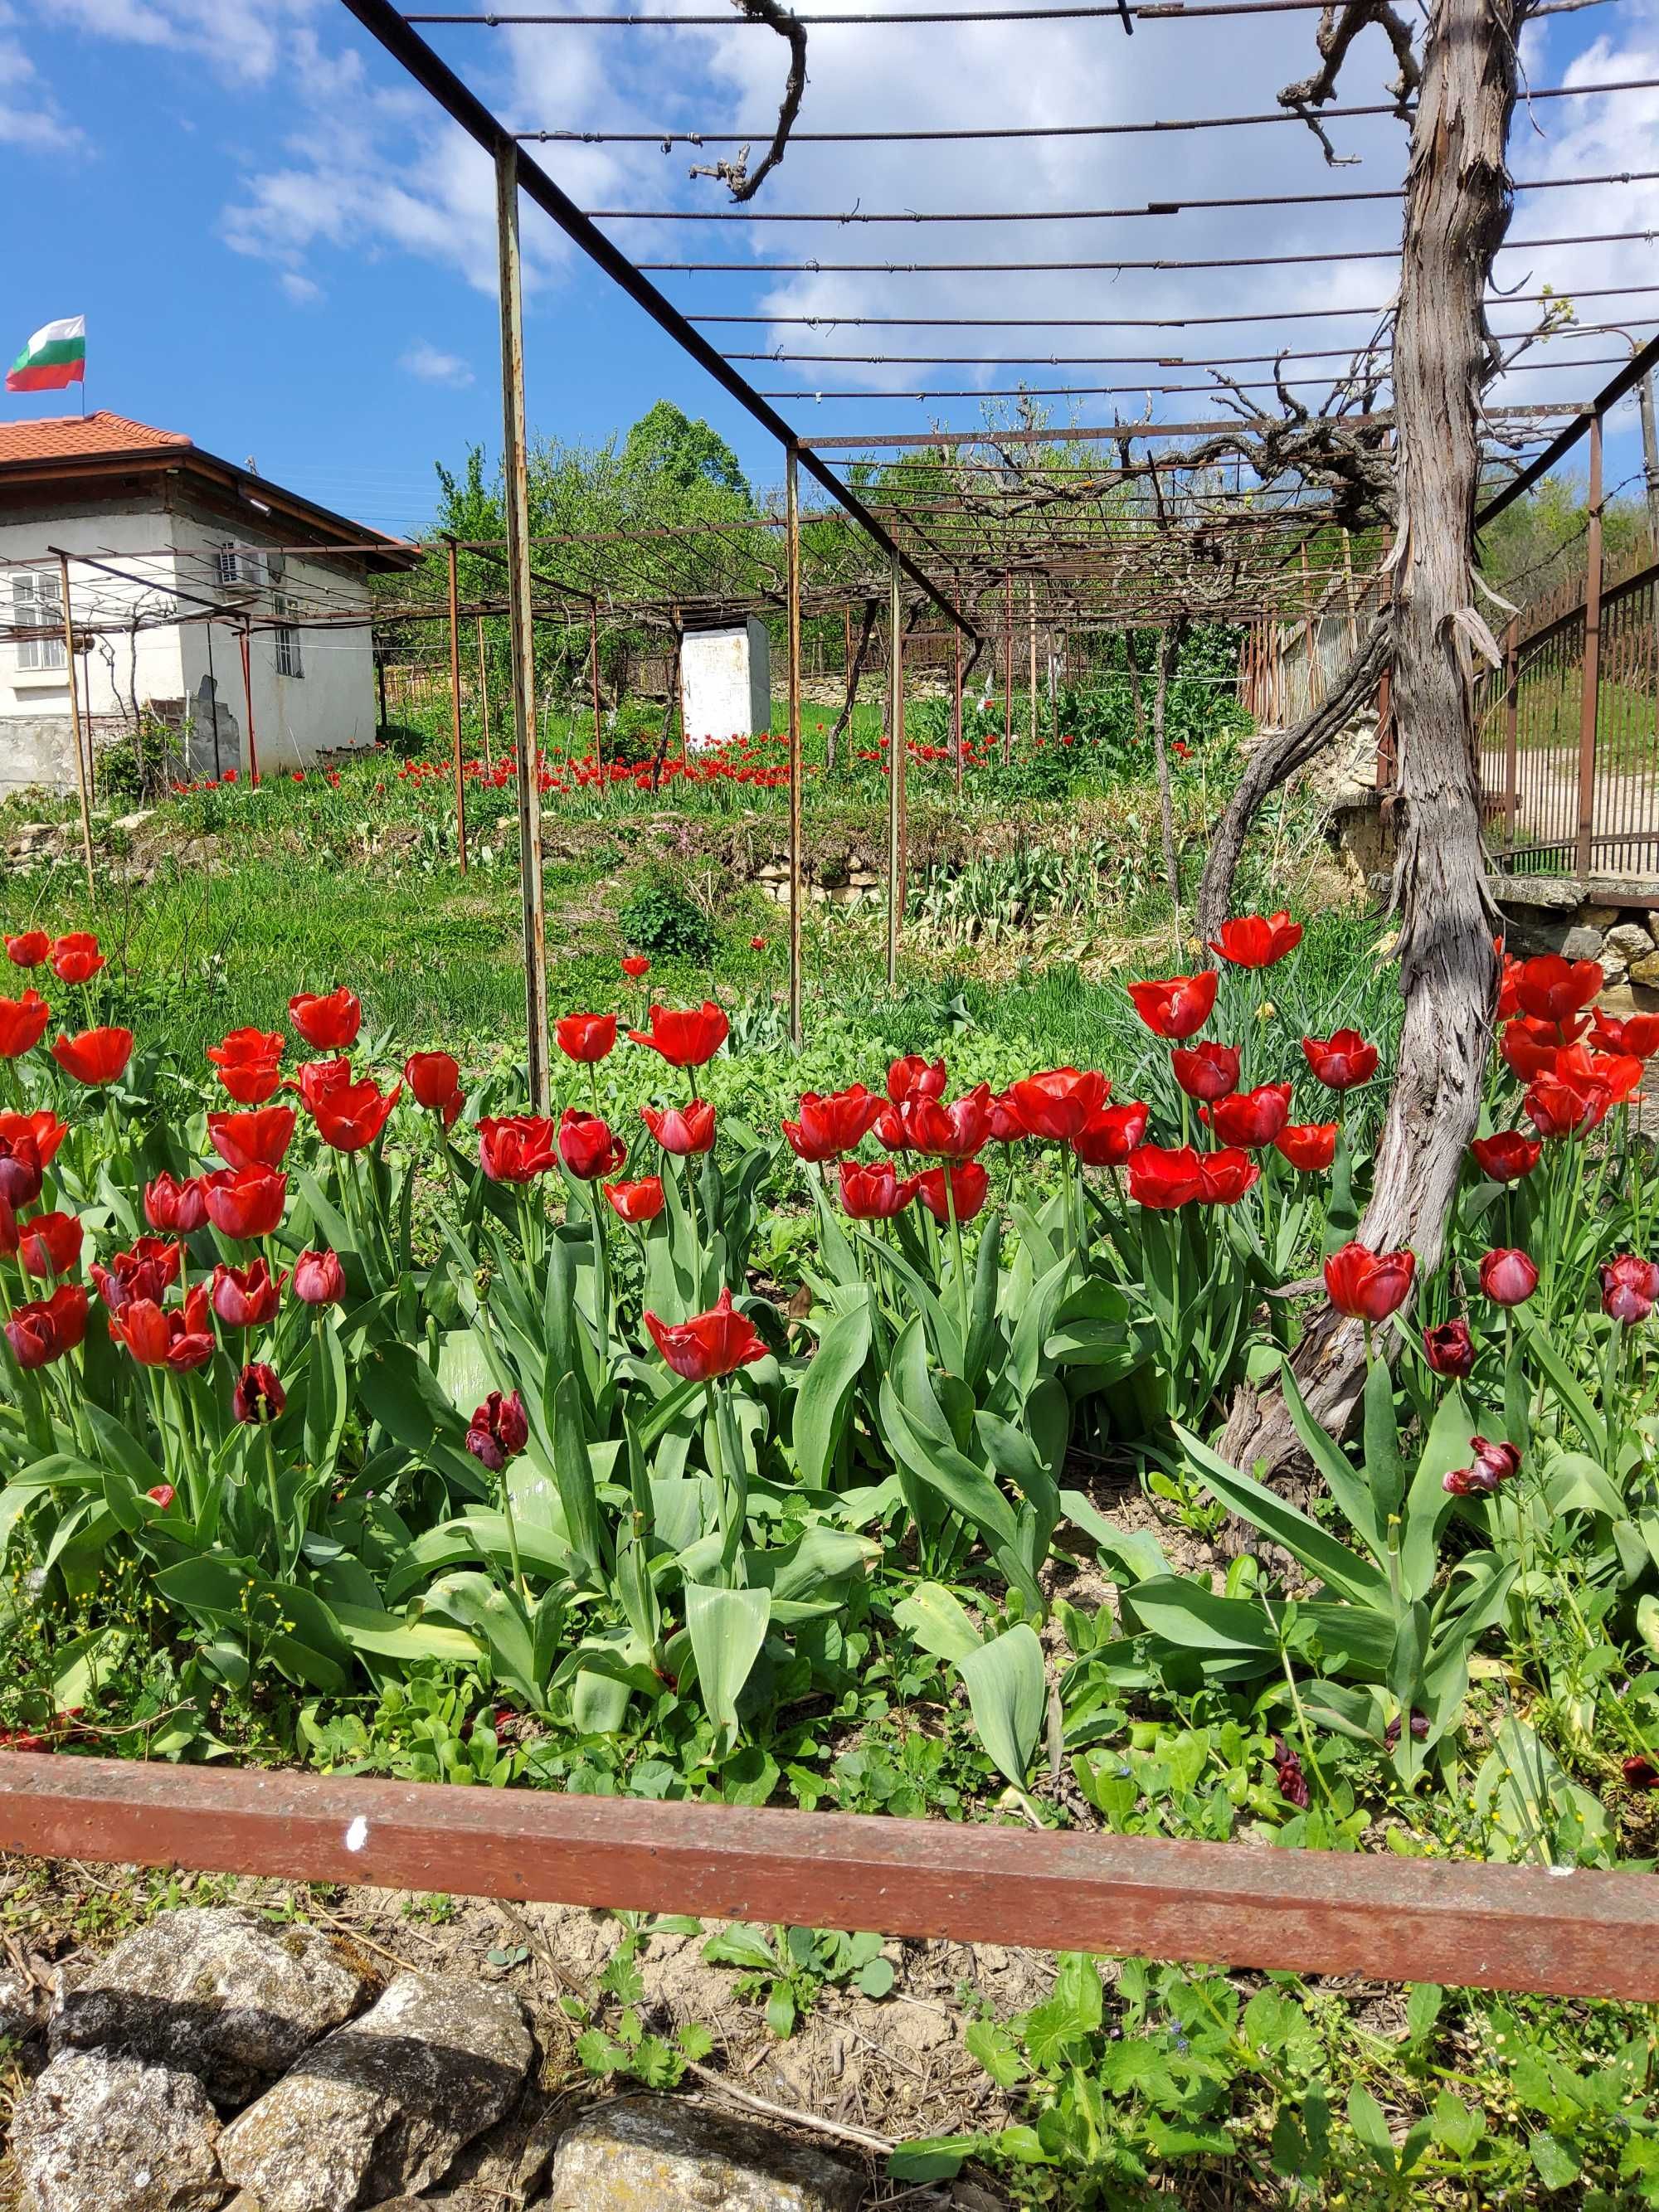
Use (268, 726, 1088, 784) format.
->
(292, 1247, 346, 1306)
(1422, 1319, 1476, 1378)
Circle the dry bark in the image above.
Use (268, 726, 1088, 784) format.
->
(826, 599, 878, 771)
(1219, 0, 1522, 1475)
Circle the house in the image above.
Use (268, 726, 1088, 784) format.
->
(0, 412, 420, 793)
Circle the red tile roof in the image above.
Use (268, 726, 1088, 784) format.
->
(0, 411, 192, 464)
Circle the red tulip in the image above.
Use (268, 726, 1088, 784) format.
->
(1470, 1437, 1522, 1491)
(1301, 1030, 1379, 1091)
(986, 1090, 1030, 1145)
(211, 1259, 285, 1330)
(1072, 1100, 1149, 1169)
(479, 1115, 558, 1183)
(1558, 1041, 1642, 1110)
(1478, 1247, 1538, 1306)
(232, 1361, 285, 1424)
(1592, 1008, 1659, 1059)
(91, 1237, 182, 1315)
(292, 1247, 346, 1306)
(645, 1286, 768, 1382)
(1197, 1147, 1261, 1204)
(1208, 911, 1302, 969)
(202, 1165, 288, 1241)
(4, 932, 49, 968)
(1205, 1081, 1292, 1150)
(0, 1130, 42, 1209)
(558, 1106, 626, 1181)
(641, 1100, 718, 1157)
(50, 1026, 133, 1087)
(465, 1388, 529, 1470)
(207, 1028, 285, 1105)
(294, 1055, 353, 1114)
(838, 1159, 921, 1219)
(1501, 1015, 1576, 1082)
(749, 935, 768, 950)
(51, 932, 105, 984)
(1126, 1143, 1204, 1209)
(628, 1001, 729, 1070)
(1469, 1130, 1541, 1183)
(887, 1055, 948, 1105)
(1127, 971, 1218, 1041)
(1275, 1122, 1338, 1173)
(0, 991, 50, 1060)
(17, 1210, 82, 1280)
(1496, 949, 1521, 1019)
(1004, 1068, 1109, 1142)
(621, 955, 651, 980)
(289, 987, 362, 1050)
(908, 1085, 994, 1161)
(0, 1109, 64, 1169)
(1623, 1755, 1659, 1791)
(1602, 1254, 1659, 1324)
(915, 1160, 990, 1225)
(208, 1106, 296, 1172)
(310, 1077, 401, 1153)
(1524, 1070, 1603, 1139)
(781, 1086, 885, 1163)
(146, 1484, 175, 1510)
(405, 1051, 462, 1111)
(109, 1285, 216, 1373)
(4, 1284, 87, 1370)
(555, 1013, 618, 1065)
(1324, 1242, 1416, 1322)
(605, 1176, 665, 1224)
(1170, 1041, 1239, 1102)
(144, 1174, 209, 1235)
(1512, 953, 1602, 1025)
(1423, 1319, 1476, 1378)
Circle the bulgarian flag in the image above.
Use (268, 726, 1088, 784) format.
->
(7, 318, 85, 394)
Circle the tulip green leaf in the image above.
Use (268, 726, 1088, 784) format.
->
(1174, 1421, 1389, 1606)
(956, 1621, 1044, 1788)
(684, 1582, 771, 1756)
(792, 1296, 872, 1490)
(893, 1580, 984, 1665)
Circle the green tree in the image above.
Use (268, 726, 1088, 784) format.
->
(620, 401, 751, 503)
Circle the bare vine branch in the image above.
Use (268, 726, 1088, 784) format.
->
(1279, 0, 1422, 165)
(688, 0, 807, 201)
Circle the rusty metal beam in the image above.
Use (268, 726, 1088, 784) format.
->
(1, 1755, 1657, 2001)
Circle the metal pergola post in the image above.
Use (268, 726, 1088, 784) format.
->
(445, 536, 469, 876)
(786, 445, 804, 1046)
(56, 554, 95, 900)
(887, 551, 904, 992)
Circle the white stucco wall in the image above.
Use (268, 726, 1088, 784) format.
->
(680, 618, 772, 751)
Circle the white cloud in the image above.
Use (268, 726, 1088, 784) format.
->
(38, 0, 325, 85)
(279, 270, 322, 305)
(0, 2, 82, 151)
(400, 338, 474, 388)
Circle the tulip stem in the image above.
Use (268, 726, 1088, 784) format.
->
(943, 1172, 971, 1361)
(263, 1424, 286, 1574)
(683, 1159, 706, 1302)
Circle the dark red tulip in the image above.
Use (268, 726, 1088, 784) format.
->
(4, 1284, 87, 1370)
(1623, 1755, 1659, 1791)
(555, 1013, 618, 1064)
(1126, 1143, 1204, 1209)
(1452, 1436, 1522, 1495)
(887, 1055, 947, 1105)
(289, 988, 361, 1051)
(1270, 1736, 1310, 1810)
(628, 1001, 729, 1071)
(1208, 911, 1302, 969)
(292, 1247, 346, 1306)
(1592, 1008, 1659, 1059)
(641, 1100, 718, 1157)
(1384, 1711, 1430, 1749)
(207, 1028, 285, 1105)
(1512, 953, 1602, 1025)
(1324, 1242, 1415, 1322)
(144, 1174, 209, 1235)
(1423, 1319, 1476, 1378)
(202, 1165, 288, 1241)
(4, 931, 50, 968)
(311, 1077, 401, 1154)
(1470, 1130, 1541, 1183)
(0, 1130, 42, 1209)
(781, 1086, 885, 1163)
(466, 1388, 530, 1471)
(0, 1197, 16, 1259)
(1602, 1254, 1659, 1324)
(1205, 1081, 1292, 1150)
(1479, 1248, 1539, 1306)
(1170, 1041, 1239, 1102)
(232, 1361, 285, 1424)
(91, 1237, 182, 1315)
(51, 932, 105, 984)
(1127, 971, 1218, 1042)
(17, 1210, 82, 1280)
(479, 1115, 557, 1183)
(838, 1159, 921, 1220)
(208, 1106, 296, 1172)
(211, 1259, 285, 1330)
(1275, 1122, 1338, 1173)
(1073, 1100, 1149, 1169)
(0, 991, 50, 1060)
(50, 1025, 133, 1087)
(1197, 1148, 1260, 1205)
(1004, 1068, 1109, 1142)
(604, 1176, 665, 1224)
(558, 1106, 627, 1181)
(908, 1085, 994, 1161)
(1301, 1030, 1379, 1091)
(915, 1160, 990, 1225)
(621, 955, 651, 980)
(109, 1285, 216, 1373)
(645, 1286, 768, 1382)
(404, 1051, 462, 1112)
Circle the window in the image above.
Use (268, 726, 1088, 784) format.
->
(12, 573, 66, 673)
(274, 595, 302, 679)
(214, 544, 265, 589)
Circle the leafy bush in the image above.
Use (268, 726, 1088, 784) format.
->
(617, 867, 715, 962)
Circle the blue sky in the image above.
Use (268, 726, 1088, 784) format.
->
(2, 0, 1656, 536)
